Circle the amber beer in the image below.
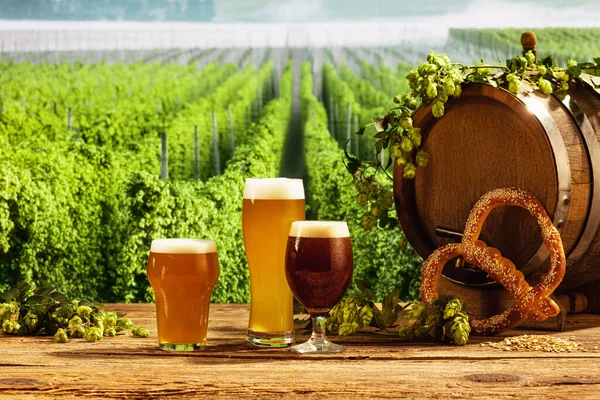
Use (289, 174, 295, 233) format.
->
(147, 239, 219, 351)
(243, 178, 305, 346)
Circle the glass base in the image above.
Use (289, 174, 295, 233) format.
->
(246, 329, 295, 347)
(160, 341, 206, 351)
(290, 337, 345, 354)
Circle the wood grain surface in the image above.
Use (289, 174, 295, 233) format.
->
(1, 304, 600, 399)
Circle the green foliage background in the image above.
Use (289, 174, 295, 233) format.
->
(301, 63, 421, 301)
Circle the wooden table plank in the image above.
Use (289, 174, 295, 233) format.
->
(1, 304, 599, 399)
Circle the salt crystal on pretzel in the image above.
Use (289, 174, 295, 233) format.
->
(420, 187, 566, 336)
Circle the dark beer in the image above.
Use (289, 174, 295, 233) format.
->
(285, 222, 353, 314)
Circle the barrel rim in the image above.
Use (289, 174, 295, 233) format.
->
(515, 90, 571, 276)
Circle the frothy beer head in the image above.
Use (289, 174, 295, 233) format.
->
(243, 178, 305, 200)
(289, 221, 350, 238)
(150, 239, 217, 254)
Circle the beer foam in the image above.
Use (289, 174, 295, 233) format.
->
(243, 178, 305, 200)
(150, 239, 216, 254)
(289, 221, 350, 238)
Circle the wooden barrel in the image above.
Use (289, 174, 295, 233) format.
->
(394, 74, 600, 291)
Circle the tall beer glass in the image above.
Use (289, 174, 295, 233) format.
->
(285, 221, 353, 354)
(243, 178, 305, 347)
(147, 238, 219, 351)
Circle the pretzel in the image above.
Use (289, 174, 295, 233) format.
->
(420, 188, 566, 335)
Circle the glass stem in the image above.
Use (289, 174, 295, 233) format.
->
(310, 314, 328, 343)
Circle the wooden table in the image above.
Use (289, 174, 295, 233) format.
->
(1, 304, 599, 399)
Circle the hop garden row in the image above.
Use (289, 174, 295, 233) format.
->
(0, 57, 421, 302)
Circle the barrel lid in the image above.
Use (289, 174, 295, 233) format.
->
(394, 83, 563, 286)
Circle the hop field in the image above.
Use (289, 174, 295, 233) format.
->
(1, 27, 598, 303)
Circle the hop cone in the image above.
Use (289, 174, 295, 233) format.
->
(342, 298, 358, 323)
(338, 321, 359, 336)
(443, 298, 464, 320)
(444, 311, 470, 346)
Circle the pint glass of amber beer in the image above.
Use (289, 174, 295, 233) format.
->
(147, 239, 219, 351)
(243, 178, 305, 347)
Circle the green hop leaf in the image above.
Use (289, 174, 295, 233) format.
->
(55, 328, 68, 343)
(432, 101, 445, 118)
(415, 150, 430, 168)
(403, 162, 417, 179)
(338, 321, 359, 336)
(538, 78, 552, 95)
(132, 326, 150, 338)
(84, 326, 103, 342)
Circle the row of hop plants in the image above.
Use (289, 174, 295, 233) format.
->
(0, 61, 233, 149)
(114, 61, 294, 302)
(167, 62, 275, 182)
(0, 62, 285, 302)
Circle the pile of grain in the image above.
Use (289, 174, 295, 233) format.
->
(480, 334, 599, 352)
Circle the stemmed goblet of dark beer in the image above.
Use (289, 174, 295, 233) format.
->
(284, 221, 353, 354)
